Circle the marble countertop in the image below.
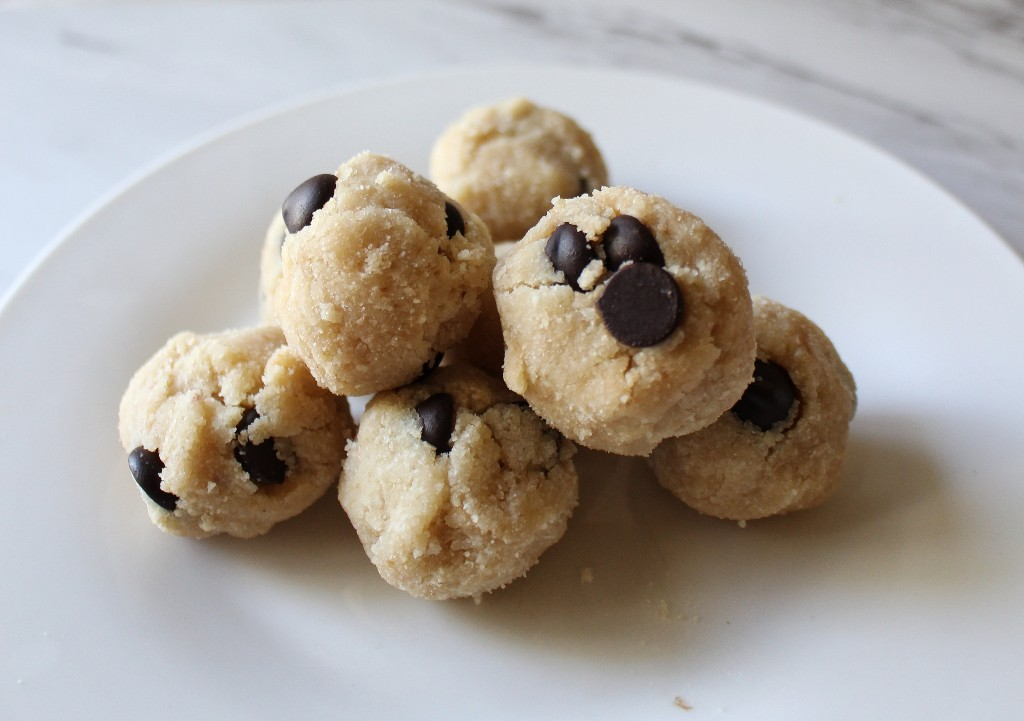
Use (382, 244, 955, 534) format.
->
(1, 0, 1021, 300)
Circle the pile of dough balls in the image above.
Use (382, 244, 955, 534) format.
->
(118, 97, 857, 602)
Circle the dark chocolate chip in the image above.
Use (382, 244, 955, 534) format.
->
(416, 393, 455, 455)
(544, 223, 597, 292)
(419, 351, 444, 380)
(596, 262, 683, 347)
(282, 174, 337, 234)
(601, 215, 664, 270)
(444, 201, 465, 239)
(236, 407, 260, 433)
(234, 408, 287, 485)
(731, 359, 798, 432)
(577, 176, 591, 196)
(128, 446, 178, 511)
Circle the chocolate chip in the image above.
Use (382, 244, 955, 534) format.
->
(601, 215, 664, 270)
(236, 407, 260, 433)
(416, 393, 455, 455)
(544, 223, 597, 292)
(419, 351, 444, 380)
(128, 446, 177, 511)
(577, 176, 591, 196)
(596, 262, 683, 347)
(282, 174, 337, 234)
(444, 201, 465, 239)
(731, 359, 798, 431)
(234, 408, 287, 485)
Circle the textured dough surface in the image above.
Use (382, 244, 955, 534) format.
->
(445, 240, 514, 377)
(275, 152, 495, 396)
(118, 326, 356, 538)
(495, 186, 755, 456)
(339, 365, 578, 600)
(650, 297, 857, 521)
(430, 97, 609, 242)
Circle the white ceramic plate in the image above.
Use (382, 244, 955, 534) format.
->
(2, 67, 1022, 720)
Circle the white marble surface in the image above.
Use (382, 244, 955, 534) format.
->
(0, 0, 1021, 300)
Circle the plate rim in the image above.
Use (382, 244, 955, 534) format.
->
(3, 62, 1020, 320)
(3, 63, 1024, 719)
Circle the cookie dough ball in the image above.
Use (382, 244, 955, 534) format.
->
(430, 97, 609, 242)
(444, 240, 514, 377)
(495, 186, 755, 456)
(118, 327, 356, 538)
(258, 210, 287, 324)
(339, 365, 578, 600)
(650, 297, 857, 521)
(274, 152, 495, 396)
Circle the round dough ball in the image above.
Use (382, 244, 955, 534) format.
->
(494, 186, 755, 456)
(274, 152, 495, 396)
(430, 97, 609, 242)
(339, 365, 578, 601)
(118, 326, 356, 538)
(649, 297, 857, 521)
(258, 210, 287, 324)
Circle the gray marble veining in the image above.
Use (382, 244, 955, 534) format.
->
(465, 0, 1024, 252)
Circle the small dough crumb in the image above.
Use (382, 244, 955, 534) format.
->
(673, 695, 694, 711)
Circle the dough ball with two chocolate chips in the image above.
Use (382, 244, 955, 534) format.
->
(430, 97, 609, 242)
(650, 297, 857, 521)
(274, 152, 495, 397)
(117, 327, 356, 538)
(339, 365, 579, 601)
(494, 186, 756, 456)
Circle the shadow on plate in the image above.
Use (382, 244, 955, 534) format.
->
(154, 408, 985, 668)
(437, 410, 981, 663)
